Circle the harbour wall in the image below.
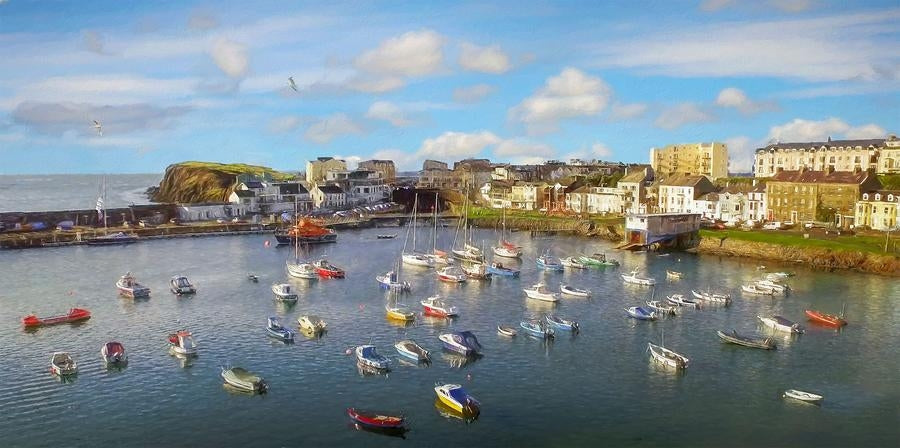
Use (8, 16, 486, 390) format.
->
(467, 216, 625, 241)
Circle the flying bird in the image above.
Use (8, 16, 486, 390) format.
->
(92, 120, 103, 136)
(288, 76, 298, 92)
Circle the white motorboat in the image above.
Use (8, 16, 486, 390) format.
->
(742, 284, 775, 295)
(50, 352, 77, 376)
(758, 315, 804, 334)
(647, 342, 689, 369)
(395, 339, 430, 362)
(297, 315, 327, 334)
(783, 389, 823, 404)
(271, 283, 298, 301)
(116, 272, 150, 298)
(646, 300, 677, 316)
(221, 367, 267, 393)
(100, 341, 127, 364)
(168, 330, 198, 356)
(621, 270, 656, 286)
(560, 284, 591, 298)
(756, 279, 789, 293)
(286, 261, 318, 279)
(666, 294, 700, 309)
(170, 275, 196, 295)
(523, 282, 560, 302)
(560, 257, 587, 269)
(402, 252, 434, 267)
(421, 296, 459, 317)
(692, 289, 732, 303)
(437, 266, 467, 283)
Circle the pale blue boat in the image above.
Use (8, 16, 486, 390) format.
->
(536, 253, 563, 271)
(625, 306, 658, 321)
(487, 262, 520, 277)
(356, 345, 391, 370)
(439, 331, 482, 356)
(265, 316, 295, 342)
(520, 319, 554, 339)
(545, 314, 579, 332)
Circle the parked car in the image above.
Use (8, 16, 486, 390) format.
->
(216, 218, 226, 223)
(762, 222, 784, 230)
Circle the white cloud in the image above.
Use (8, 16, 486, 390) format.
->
(494, 139, 555, 158)
(766, 117, 886, 142)
(591, 10, 900, 82)
(267, 116, 303, 133)
(453, 84, 496, 103)
(458, 42, 511, 74)
(355, 29, 445, 77)
(6, 75, 198, 108)
(654, 103, 716, 130)
(417, 131, 501, 158)
(591, 143, 613, 158)
(510, 67, 611, 133)
(366, 101, 411, 127)
(609, 102, 647, 120)
(715, 87, 777, 115)
(304, 113, 364, 144)
(11, 101, 191, 136)
(347, 76, 406, 93)
(724, 136, 754, 172)
(210, 39, 249, 78)
(844, 124, 887, 139)
(370, 148, 420, 171)
(701, 0, 813, 13)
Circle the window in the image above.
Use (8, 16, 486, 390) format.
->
(875, 194, 881, 201)
(863, 193, 869, 200)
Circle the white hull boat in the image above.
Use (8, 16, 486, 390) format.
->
(50, 352, 77, 376)
(116, 272, 150, 298)
(742, 284, 775, 295)
(492, 245, 521, 258)
(647, 342, 689, 369)
(168, 330, 198, 356)
(758, 315, 804, 334)
(222, 367, 267, 393)
(560, 257, 587, 269)
(100, 341, 127, 364)
(286, 261, 318, 279)
(783, 389, 822, 404)
(622, 271, 656, 286)
(646, 300, 677, 316)
(560, 284, 591, 298)
(402, 252, 434, 267)
(667, 294, 700, 308)
(271, 283, 298, 301)
(692, 289, 732, 303)
(523, 283, 560, 302)
(756, 279, 789, 293)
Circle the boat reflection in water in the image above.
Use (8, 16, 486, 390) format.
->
(350, 422, 407, 439)
(434, 399, 478, 423)
(168, 350, 195, 368)
(421, 315, 452, 328)
(356, 361, 389, 377)
(222, 383, 263, 396)
(440, 351, 480, 369)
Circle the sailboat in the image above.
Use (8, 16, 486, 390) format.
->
(286, 195, 318, 279)
(401, 193, 434, 268)
(451, 191, 484, 262)
(85, 177, 138, 245)
(376, 258, 411, 292)
(427, 192, 453, 265)
(492, 207, 521, 258)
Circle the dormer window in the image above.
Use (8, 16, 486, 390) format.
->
(863, 193, 869, 200)
(874, 194, 881, 201)
(888, 194, 894, 202)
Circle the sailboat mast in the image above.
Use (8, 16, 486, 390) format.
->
(433, 192, 438, 253)
(294, 194, 299, 263)
(103, 177, 108, 229)
(411, 193, 417, 252)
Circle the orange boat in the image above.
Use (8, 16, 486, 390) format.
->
(23, 308, 91, 328)
(274, 218, 337, 245)
(805, 309, 847, 327)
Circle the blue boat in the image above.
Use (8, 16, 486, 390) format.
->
(356, 345, 391, 370)
(625, 306, 658, 321)
(265, 316, 295, 342)
(520, 319, 554, 339)
(438, 331, 482, 356)
(536, 253, 564, 271)
(487, 262, 520, 277)
(545, 314, 579, 332)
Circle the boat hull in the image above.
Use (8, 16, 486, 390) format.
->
(23, 308, 91, 327)
(274, 232, 337, 245)
(805, 310, 846, 327)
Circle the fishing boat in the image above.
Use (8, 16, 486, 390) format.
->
(271, 283, 298, 301)
(438, 331, 482, 356)
(492, 207, 522, 258)
(297, 315, 327, 334)
(692, 289, 732, 303)
(666, 270, 684, 279)
(646, 300, 677, 316)
(50, 352, 77, 376)
(805, 308, 847, 327)
(385, 303, 416, 322)
(100, 341, 127, 364)
(376, 234, 397, 239)
(394, 339, 430, 362)
(436, 266, 467, 283)
(716, 329, 776, 349)
(758, 315, 804, 334)
(347, 408, 406, 430)
(560, 284, 591, 298)
(221, 367, 267, 393)
(313, 258, 345, 278)
(647, 342, 689, 369)
(519, 319, 554, 339)
(522, 282, 560, 302)
(169, 275, 196, 295)
(376, 270, 411, 292)
(401, 194, 435, 268)
(497, 325, 517, 337)
(560, 257, 587, 269)
(435, 384, 480, 417)
(356, 345, 391, 370)
(85, 231, 139, 246)
(579, 253, 619, 267)
(168, 330, 198, 356)
(783, 389, 823, 404)
(247, 273, 259, 282)
(621, 270, 656, 286)
(22, 308, 91, 327)
(741, 283, 775, 295)
(421, 296, 459, 318)
(116, 272, 150, 298)
(536, 252, 564, 271)
(274, 217, 337, 245)
(265, 316, 295, 342)
(666, 294, 701, 309)
(755, 279, 789, 293)
(460, 262, 492, 280)
(545, 314, 579, 332)
(625, 306, 658, 321)
(487, 262, 519, 277)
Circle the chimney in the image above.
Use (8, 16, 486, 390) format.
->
(827, 136, 832, 142)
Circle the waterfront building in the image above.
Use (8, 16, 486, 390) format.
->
(256, 182, 311, 214)
(747, 183, 767, 222)
(228, 190, 258, 215)
(482, 180, 513, 209)
(417, 165, 462, 190)
(566, 186, 622, 215)
(357, 159, 396, 182)
(510, 182, 544, 210)
(694, 189, 748, 222)
(544, 178, 583, 212)
(624, 213, 701, 249)
(753, 137, 897, 177)
(766, 168, 881, 227)
(311, 184, 347, 209)
(306, 157, 347, 184)
(650, 142, 728, 180)
(657, 175, 717, 214)
(855, 190, 900, 231)
(177, 203, 235, 221)
(617, 166, 654, 215)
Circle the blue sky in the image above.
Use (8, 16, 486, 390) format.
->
(0, 0, 897, 174)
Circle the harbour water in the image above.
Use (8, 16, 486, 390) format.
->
(1, 227, 898, 447)
(0, 174, 161, 212)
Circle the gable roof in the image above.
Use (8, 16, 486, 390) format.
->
(232, 190, 255, 198)
(241, 181, 264, 189)
(660, 175, 709, 187)
(770, 169, 872, 184)
(756, 138, 885, 152)
(317, 184, 344, 194)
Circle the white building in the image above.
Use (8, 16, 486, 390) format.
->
(747, 184, 767, 222)
(657, 175, 716, 214)
(228, 190, 258, 215)
(566, 186, 622, 214)
(617, 166, 653, 215)
(312, 184, 347, 209)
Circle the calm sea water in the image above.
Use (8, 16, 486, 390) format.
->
(0, 174, 161, 212)
(0, 227, 898, 447)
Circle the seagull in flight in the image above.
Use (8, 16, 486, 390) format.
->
(92, 120, 103, 137)
(288, 76, 298, 92)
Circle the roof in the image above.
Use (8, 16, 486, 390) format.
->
(317, 184, 345, 194)
(660, 175, 709, 187)
(696, 192, 720, 201)
(756, 138, 886, 152)
(276, 183, 301, 195)
(569, 185, 591, 194)
(619, 168, 651, 183)
(859, 190, 900, 201)
(232, 190, 255, 198)
(241, 181, 264, 189)
(769, 169, 872, 184)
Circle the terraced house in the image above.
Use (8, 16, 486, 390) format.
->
(855, 190, 900, 231)
(765, 168, 881, 228)
(754, 136, 898, 177)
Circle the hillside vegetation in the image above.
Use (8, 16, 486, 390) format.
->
(152, 161, 293, 204)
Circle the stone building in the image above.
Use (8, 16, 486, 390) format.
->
(306, 157, 347, 184)
(765, 168, 881, 227)
(358, 159, 396, 182)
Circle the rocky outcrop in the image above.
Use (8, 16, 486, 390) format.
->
(151, 162, 292, 204)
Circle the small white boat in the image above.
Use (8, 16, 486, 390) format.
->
(560, 284, 591, 298)
(523, 282, 560, 302)
(756, 279, 789, 293)
(560, 257, 587, 269)
(297, 315, 327, 334)
(169, 275, 196, 295)
(666, 294, 700, 309)
(271, 283, 298, 301)
(692, 289, 732, 303)
(402, 252, 434, 268)
(100, 341, 127, 364)
(647, 342, 689, 369)
(421, 296, 459, 318)
(395, 339, 430, 362)
(783, 389, 823, 404)
(116, 272, 150, 298)
(742, 284, 775, 295)
(436, 266, 467, 283)
(221, 367, 267, 393)
(758, 315, 804, 334)
(50, 352, 77, 376)
(168, 330, 198, 356)
(621, 270, 656, 286)
(286, 261, 318, 279)
(497, 325, 517, 337)
(666, 270, 683, 279)
(646, 300, 677, 316)
(492, 244, 521, 259)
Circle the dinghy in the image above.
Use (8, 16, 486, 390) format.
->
(421, 296, 459, 318)
(545, 314, 579, 332)
(625, 306, 657, 321)
(692, 289, 732, 303)
(50, 352, 77, 376)
(621, 270, 656, 286)
(434, 384, 480, 417)
(536, 253, 564, 271)
(497, 325, 517, 337)
(560, 284, 591, 298)
(22, 308, 91, 328)
(347, 408, 406, 430)
(487, 262, 519, 277)
(265, 316, 295, 342)
(116, 272, 150, 298)
(755, 279, 788, 294)
(168, 330, 198, 356)
(436, 266, 467, 283)
(666, 294, 701, 309)
(438, 331, 482, 356)
(758, 315, 804, 334)
(394, 339, 430, 362)
(805, 309, 847, 327)
(271, 283, 298, 301)
(647, 342, 689, 369)
(519, 319, 554, 339)
(523, 282, 560, 302)
(221, 367, 267, 393)
(100, 341, 127, 364)
(742, 284, 775, 295)
(646, 300, 677, 316)
(169, 276, 196, 295)
(356, 345, 390, 370)
(579, 253, 619, 267)
(716, 329, 776, 349)
(297, 315, 327, 334)
(783, 389, 823, 404)
(560, 257, 587, 269)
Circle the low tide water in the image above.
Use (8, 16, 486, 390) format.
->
(0, 227, 898, 447)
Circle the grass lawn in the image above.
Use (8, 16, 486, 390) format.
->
(467, 206, 624, 225)
(177, 161, 295, 181)
(701, 229, 897, 255)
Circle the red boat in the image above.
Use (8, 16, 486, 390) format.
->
(805, 309, 847, 327)
(347, 407, 405, 429)
(22, 308, 91, 328)
(313, 259, 345, 278)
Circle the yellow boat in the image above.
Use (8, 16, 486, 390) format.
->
(434, 384, 480, 417)
(385, 304, 415, 321)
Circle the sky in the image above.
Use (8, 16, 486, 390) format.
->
(0, 0, 898, 174)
